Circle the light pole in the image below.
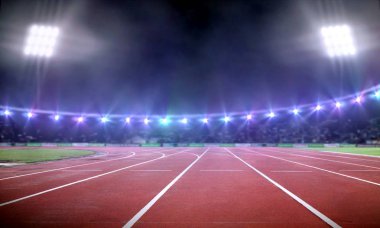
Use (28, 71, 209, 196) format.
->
(23, 24, 60, 105)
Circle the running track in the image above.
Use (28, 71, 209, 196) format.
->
(0, 147, 379, 227)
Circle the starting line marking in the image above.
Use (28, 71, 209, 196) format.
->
(339, 169, 380, 172)
(59, 169, 102, 172)
(225, 148, 341, 228)
(270, 170, 312, 173)
(199, 169, 243, 172)
(129, 170, 172, 172)
(124, 148, 209, 228)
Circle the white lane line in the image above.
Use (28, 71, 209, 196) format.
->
(59, 169, 102, 172)
(272, 150, 380, 170)
(339, 170, 380, 172)
(322, 150, 380, 159)
(271, 170, 312, 173)
(123, 148, 209, 228)
(224, 148, 341, 228)
(0, 148, 196, 207)
(129, 170, 172, 172)
(199, 169, 243, 172)
(293, 149, 380, 163)
(241, 149, 380, 187)
(0, 152, 136, 181)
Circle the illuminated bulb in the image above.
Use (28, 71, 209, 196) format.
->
(268, 112, 276, 118)
(315, 105, 322, 111)
(4, 110, 11, 116)
(223, 116, 231, 123)
(355, 96, 362, 103)
(181, 118, 188, 124)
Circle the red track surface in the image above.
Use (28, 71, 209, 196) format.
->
(0, 147, 379, 227)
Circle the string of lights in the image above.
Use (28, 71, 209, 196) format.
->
(1, 85, 379, 125)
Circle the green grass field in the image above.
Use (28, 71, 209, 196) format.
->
(312, 147, 380, 156)
(0, 149, 95, 163)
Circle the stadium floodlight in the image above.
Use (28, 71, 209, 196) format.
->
(77, 116, 84, 123)
(202, 118, 208, 124)
(292, 108, 300, 115)
(100, 117, 109, 123)
(223, 116, 231, 123)
(246, 114, 252, 120)
(160, 117, 169, 125)
(354, 96, 362, 104)
(125, 117, 131, 124)
(144, 118, 150, 125)
(180, 118, 188, 124)
(54, 114, 60, 121)
(4, 110, 11, 116)
(267, 112, 276, 118)
(335, 102, 342, 108)
(24, 25, 60, 58)
(314, 105, 322, 111)
(320, 24, 356, 57)
(27, 112, 34, 118)
(375, 91, 380, 99)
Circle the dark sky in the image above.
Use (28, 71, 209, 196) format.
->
(1, 0, 380, 116)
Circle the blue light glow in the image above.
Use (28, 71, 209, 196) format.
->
(180, 118, 188, 124)
(246, 114, 252, 120)
(27, 112, 34, 118)
(202, 118, 208, 123)
(160, 117, 169, 125)
(54, 114, 60, 121)
(375, 91, 380, 99)
(315, 105, 322, 111)
(267, 112, 276, 118)
(4, 110, 11, 116)
(223, 116, 231, 123)
(354, 96, 362, 104)
(292, 109, 300, 115)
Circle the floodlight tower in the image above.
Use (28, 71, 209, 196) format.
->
(320, 24, 357, 97)
(23, 24, 60, 105)
(320, 24, 356, 58)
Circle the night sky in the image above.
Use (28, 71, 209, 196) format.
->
(1, 0, 380, 116)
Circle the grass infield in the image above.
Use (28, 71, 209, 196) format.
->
(313, 147, 380, 156)
(0, 148, 95, 163)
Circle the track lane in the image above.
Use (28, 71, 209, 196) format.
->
(257, 148, 380, 183)
(233, 147, 380, 227)
(0, 148, 204, 227)
(272, 148, 380, 167)
(0, 147, 175, 179)
(298, 149, 380, 163)
(0, 148, 184, 204)
(132, 148, 329, 227)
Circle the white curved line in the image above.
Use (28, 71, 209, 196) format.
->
(0, 152, 136, 181)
